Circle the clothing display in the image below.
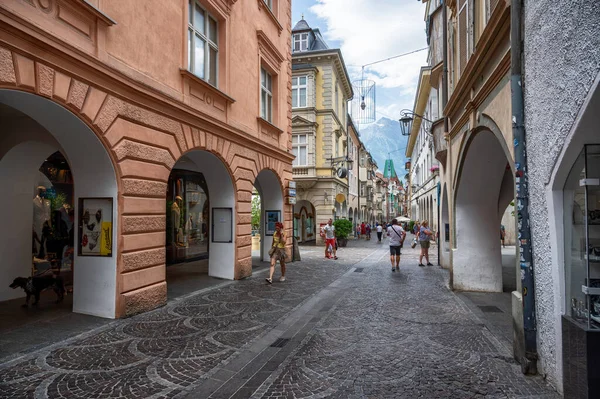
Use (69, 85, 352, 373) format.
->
(167, 170, 209, 265)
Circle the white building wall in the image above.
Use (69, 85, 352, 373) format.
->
(523, 0, 600, 391)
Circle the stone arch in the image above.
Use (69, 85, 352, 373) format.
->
(453, 126, 514, 292)
(254, 168, 285, 262)
(0, 89, 119, 318)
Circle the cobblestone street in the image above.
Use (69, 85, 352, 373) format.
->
(0, 239, 559, 398)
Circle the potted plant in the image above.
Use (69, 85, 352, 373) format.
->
(333, 219, 353, 247)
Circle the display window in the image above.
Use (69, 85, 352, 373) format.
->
(564, 144, 600, 329)
(166, 170, 209, 265)
(33, 151, 75, 288)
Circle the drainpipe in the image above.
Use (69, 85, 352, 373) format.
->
(441, 0, 452, 284)
(511, 0, 537, 375)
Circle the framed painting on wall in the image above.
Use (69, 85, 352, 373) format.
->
(265, 210, 281, 236)
(78, 198, 113, 257)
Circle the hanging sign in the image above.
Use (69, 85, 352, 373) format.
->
(288, 197, 297, 205)
(288, 189, 296, 197)
(335, 193, 346, 203)
(289, 181, 297, 189)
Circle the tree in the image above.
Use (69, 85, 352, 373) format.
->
(251, 195, 261, 232)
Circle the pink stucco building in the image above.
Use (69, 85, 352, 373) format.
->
(0, 0, 293, 318)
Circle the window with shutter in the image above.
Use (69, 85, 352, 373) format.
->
(458, 0, 468, 76)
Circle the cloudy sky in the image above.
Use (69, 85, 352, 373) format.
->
(291, 0, 428, 126)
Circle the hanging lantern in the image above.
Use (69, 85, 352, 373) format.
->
(351, 79, 376, 124)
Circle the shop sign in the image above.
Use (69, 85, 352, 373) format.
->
(289, 181, 297, 189)
(288, 197, 297, 205)
(289, 189, 296, 197)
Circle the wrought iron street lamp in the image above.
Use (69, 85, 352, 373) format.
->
(398, 109, 434, 136)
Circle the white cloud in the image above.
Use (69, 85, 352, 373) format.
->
(309, 0, 428, 121)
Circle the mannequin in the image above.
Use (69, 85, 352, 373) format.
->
(33, 186, 51, 254)
(172, 196, 184, 246)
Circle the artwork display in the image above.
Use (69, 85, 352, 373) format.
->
(265, 210, 281, 236)
(79, 198, 113, 257)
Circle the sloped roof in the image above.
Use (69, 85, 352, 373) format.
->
(383, 160, 398, 180)
(292, 19, 311, 32)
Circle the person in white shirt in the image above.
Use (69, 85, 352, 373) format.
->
(321, 219, 337, 259)
(376, 223, 383, 242)
(387, 219, 406, 272)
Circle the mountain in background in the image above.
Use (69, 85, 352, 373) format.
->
(358, 117, 409, 180)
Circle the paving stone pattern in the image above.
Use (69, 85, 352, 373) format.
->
(0, 245, 372, 399)
(0, 240, 559, 398)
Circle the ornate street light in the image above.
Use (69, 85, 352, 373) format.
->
(398, 109, 434, 136)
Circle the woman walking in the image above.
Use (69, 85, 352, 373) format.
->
(418, 220, 434, 267)
(266, 222, 287, 284)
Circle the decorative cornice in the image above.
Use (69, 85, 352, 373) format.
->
(180, 69, 235, 104)
(257, 0, 283, 35)
(257, 29, 284, 69)
(444, 0, 510, 118)
(210, 0, 239, 16)
(257, 117, 284, 135)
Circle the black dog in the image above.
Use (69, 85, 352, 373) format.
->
(9, 275, 65, 307)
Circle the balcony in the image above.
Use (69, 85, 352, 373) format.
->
(293, 166, 316, 178)
(431, 118, 447, 166)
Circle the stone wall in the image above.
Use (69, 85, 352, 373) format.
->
(523, 0, 600, 391)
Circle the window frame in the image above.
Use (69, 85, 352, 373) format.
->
(292, 75, 308, 108)
(263, 0, 273, 10)
(292, 134, 308, 167)
(292, 33, 309, 53)
(260, 67, 273, 123)
(188, 0, 219, 87)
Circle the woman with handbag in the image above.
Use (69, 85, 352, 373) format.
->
(266, 222, 287, 284)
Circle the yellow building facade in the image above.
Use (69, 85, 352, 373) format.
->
(291, 19, 353, 244)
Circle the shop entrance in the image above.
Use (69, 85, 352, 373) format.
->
(0, 89, 118, 331)
(165, 151, 235, 299)
(293, 200, 316, 243)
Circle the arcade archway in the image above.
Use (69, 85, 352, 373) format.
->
(454, 129, 514, 292)
(294, 200, 316, 243)
(165, 150, 235, 298)
(0, 90, 118, 318)
(254, 169, 284, 262)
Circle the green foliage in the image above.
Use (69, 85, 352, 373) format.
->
(50, 191, 67, 213)
(408, 220, 415, 233)
(333, 218, 353, 239)
(251, 195, 261, 231)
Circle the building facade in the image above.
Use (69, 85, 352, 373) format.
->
(347, 115, 360, 232)
(406, 66, 440, 235)
(0, 0, 293, 318)
(290, 18, 353, 244)
(522, 0, 600, 394)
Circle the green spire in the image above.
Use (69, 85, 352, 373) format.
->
(383, 159, 398, 179)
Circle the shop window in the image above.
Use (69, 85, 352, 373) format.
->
(188, 0, 218, 86)
(260, 67, 273, 122)
(564, 145, 600, 329)
(292, 134, 307, 166)
(292, 76, 307, 108)
(167, 170, 209, 264)
(34, 151, 75, 289)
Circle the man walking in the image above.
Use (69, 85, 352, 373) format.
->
(376, 223, 383, 242)
(387, 219, 405, 272)
(321, 219, 337, 260)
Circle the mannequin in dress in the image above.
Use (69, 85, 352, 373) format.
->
(172, 196, 184, 246)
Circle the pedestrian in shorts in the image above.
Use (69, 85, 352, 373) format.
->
(387, 219, 405, 272)
(418, 220, 434, 267)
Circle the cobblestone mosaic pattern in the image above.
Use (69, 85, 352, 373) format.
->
(253, 243, 560, 399)
(1, 241, 560, 398)
(0, 246, 373, 399)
